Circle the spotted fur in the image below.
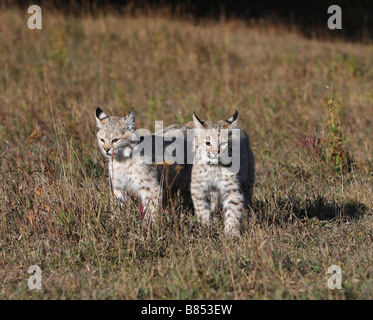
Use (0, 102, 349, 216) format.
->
(95, 107, 191, 224)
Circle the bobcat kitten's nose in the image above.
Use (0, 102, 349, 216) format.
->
(104, 147, 111, 153)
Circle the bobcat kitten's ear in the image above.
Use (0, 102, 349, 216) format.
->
(192, 112, 205, 129)
(124, 107, 136, 132)
(225, 110, 239, 129)
(96, 107, 109, 129)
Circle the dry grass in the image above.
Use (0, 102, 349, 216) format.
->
(0, 5, 372, 299)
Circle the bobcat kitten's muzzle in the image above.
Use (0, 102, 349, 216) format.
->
(106, 148, 118, 156)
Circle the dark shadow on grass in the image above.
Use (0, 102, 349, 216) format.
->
(253, 196, 368, 224)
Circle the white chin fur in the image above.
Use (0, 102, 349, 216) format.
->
(208, 157, 219, 165)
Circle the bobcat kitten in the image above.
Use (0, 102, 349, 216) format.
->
(96, 107, 162, 222)
(188, 111, 255, 236)
(95, 107, 191, 223)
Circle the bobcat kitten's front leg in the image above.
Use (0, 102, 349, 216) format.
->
(216, 171, 245, 237)
(191, 172, 213, 226)
(137, 170, 163, 226)
(140, 189, 161, 225)
(221, 187, 244, 237)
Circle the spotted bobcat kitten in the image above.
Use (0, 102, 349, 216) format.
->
(95, 107, 162, 223)
(95, 107, 192, 223)
(189, 111, 255, 236)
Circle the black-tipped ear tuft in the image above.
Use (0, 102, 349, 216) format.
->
(193, 112, 205, 127)
(226, 110, 238, 124)
(96, 107, 109, 120)
(95, 107, 109, 129)
(124, 108, 136, 131)
(96, 107, 102, 118)
(233, 110, 238, 121)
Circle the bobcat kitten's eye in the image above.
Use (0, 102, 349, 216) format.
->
(112, 138, 119, 143)
(100, 138, 105, 143)
(205, 141, 211, 146)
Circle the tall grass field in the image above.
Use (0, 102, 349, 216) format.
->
(0, 4, 372, 299)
